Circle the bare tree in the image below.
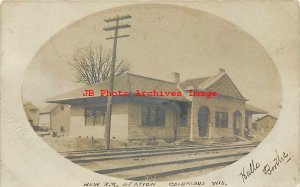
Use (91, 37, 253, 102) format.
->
(69, 45, 130, 86)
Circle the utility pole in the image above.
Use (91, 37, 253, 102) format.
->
(103, 15, 131, 149)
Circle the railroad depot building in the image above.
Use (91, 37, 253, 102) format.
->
(47, 69, 266, 141)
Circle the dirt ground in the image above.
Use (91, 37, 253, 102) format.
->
(42, 135, 261, 152)
(43, 136, 129, 152)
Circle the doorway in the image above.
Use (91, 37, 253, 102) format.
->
(233, 111, 242, 135)
(198, 106, 210, 137)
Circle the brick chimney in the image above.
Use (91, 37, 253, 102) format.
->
(171, 72, 180, 84)
(219, 68, 225, 73)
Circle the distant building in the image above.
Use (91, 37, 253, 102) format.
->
(39, 103, 70, 135)
(47, 69, 266, 141)
(23, 102, 39, 126)
(245, 104, 267, 130)
(253, 115, 277, 134)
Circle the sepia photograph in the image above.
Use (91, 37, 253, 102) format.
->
(20, 4, 283, 182)
(2, 0, 300, 186)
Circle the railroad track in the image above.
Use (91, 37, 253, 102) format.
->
(62, 142, 257, 181)
(70, 143, 256, 163)
(64, 143, 252, 159)
(127, 160, 237, 181)
(95, 152, 248, 174)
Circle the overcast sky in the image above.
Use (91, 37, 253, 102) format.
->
(22, 4, 282, 117)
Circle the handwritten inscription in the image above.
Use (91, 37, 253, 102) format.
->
(83, 182, 100, 187)
(212, 181, 227, 186)
(122, 182, 155, 187)
(262, 150, 291, 175)
(169, 181, 205, 186)
(239, 150, 292, 183)
(83, 182, 156, 187)
(239, 159, 260, 183)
